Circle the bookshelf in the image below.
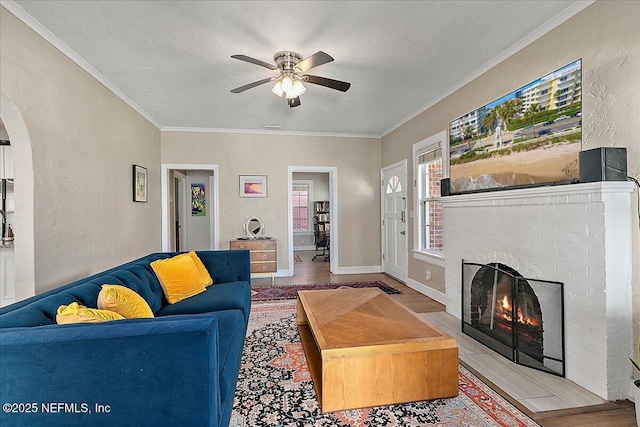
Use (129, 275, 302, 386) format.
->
(313, 201, 330, 230)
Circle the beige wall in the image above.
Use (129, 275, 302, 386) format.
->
(161, 131, 381, 272)
(381, 1, 640, 296)
(0, 7, 161, 294)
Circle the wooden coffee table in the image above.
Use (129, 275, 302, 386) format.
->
(297, 287, 458, 413)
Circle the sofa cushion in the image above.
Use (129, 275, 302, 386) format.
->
(183, 251, 214, 286)
(155, 281, 251, 321)
(96, 263, 167, 312)
(97, 285, 154, 319)
(56, 302, 125, 324)
(0, 290, 101, 328)
(150, 255, 207, 304)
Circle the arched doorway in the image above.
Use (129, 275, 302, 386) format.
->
(1, 89, 35, 303)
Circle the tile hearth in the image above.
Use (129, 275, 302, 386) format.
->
(421, 311, 614, 420)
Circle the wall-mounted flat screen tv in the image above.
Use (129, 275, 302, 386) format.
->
(448, 59, 582, 195)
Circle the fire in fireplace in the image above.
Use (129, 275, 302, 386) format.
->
(462, 261, 565, 376)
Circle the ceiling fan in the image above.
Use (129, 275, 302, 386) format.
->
(230, 51, 351, 108)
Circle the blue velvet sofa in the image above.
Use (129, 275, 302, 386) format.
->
(0, 250, 251, 427)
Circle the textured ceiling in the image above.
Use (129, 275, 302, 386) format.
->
(7, 1, 591, 137)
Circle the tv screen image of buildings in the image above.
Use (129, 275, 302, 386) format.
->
(449, 59, 582, 194)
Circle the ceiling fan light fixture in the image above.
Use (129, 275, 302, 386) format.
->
(271, 79, 284, 97)
(292, 79, 306, 97)
(281, 76, 293, 93)
(271, 75, 306, 99)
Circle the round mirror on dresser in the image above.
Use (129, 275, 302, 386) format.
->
(245, 217, 264, 239)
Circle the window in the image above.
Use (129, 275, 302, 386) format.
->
(418, 152, 443, 253)
(292, 181, 312, 231)
(386, 175, 402, 194)
(413, 131, 447, 261)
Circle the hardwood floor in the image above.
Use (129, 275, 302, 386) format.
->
(251, 250, 637, 426)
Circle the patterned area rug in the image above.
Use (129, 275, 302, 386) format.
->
(231, 303, 540, 427)
(251, 281, 401, 301)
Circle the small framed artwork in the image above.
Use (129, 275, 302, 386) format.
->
(239, 175, 268, 198)
(133, 164, 148, 203)
(191, 183, 206, 216)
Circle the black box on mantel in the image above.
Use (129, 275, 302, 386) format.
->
(579, 147, 627, 183)
(440, 178, 451, 196)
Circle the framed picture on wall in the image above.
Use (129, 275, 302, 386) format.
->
(191, 183, 206, 216)
(239, 175, 267, 198)
(133, 164, 148, 202)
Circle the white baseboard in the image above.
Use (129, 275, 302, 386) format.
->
(251, 268, 293, 279)
(294, 246, 317, 251)
(406, 278, 447, 305)
(336, 265, 382, 275)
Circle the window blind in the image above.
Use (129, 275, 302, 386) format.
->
(418, 142, 442, 164)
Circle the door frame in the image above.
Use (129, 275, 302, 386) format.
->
(380, 159, 408, 283)
(161, 164, 218, 252)
(170, 170, 187, 251)
(287, 166, 338, 275)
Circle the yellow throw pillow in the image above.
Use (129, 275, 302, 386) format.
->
(56, 302, 124, 324)
(150, 255, 207, 304)
(180, 251, 213, 287)
(97, 285, 154, 319)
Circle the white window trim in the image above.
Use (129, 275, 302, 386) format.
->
(292, 180, 314, 233)
(412, 249, 445, 267)
(412, 130, 449, 263)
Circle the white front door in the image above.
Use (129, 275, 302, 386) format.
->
(381, 161, 407, 282)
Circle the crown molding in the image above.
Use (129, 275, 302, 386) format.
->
(161, 126, 380, 139)
(1, 0, 161, 129)
(381, 0, 596, 138)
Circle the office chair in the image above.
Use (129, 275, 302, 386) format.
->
(312, 217, 330, 262)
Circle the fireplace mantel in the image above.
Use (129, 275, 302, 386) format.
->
(442, 181, 635, 401)
(442, 181, 634, 202)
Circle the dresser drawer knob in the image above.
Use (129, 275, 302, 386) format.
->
(239, 244, 245, 248)
(262, 265, 267, 270)
(262, 254, 267, 259)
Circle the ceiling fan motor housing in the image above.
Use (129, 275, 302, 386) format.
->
(273, 51, 303, 72)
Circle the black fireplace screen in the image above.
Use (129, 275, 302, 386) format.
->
(462, 261, 565, 376)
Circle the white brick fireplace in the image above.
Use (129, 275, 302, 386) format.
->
(442, 181, 635, 401)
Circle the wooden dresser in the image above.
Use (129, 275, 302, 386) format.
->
(230, 239, 277, 277)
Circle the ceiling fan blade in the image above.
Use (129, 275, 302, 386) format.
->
(288, 97, 301, 108)
(305, 75, 351, 92)
(230, 77, 276, 93)
(295, 51, 334, 73)
(231, 54, 277, 70)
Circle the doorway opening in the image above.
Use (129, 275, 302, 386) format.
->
(287, 167, 337, 276)
(161, 164, 218, 252)
(0, 90, 35, 305)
